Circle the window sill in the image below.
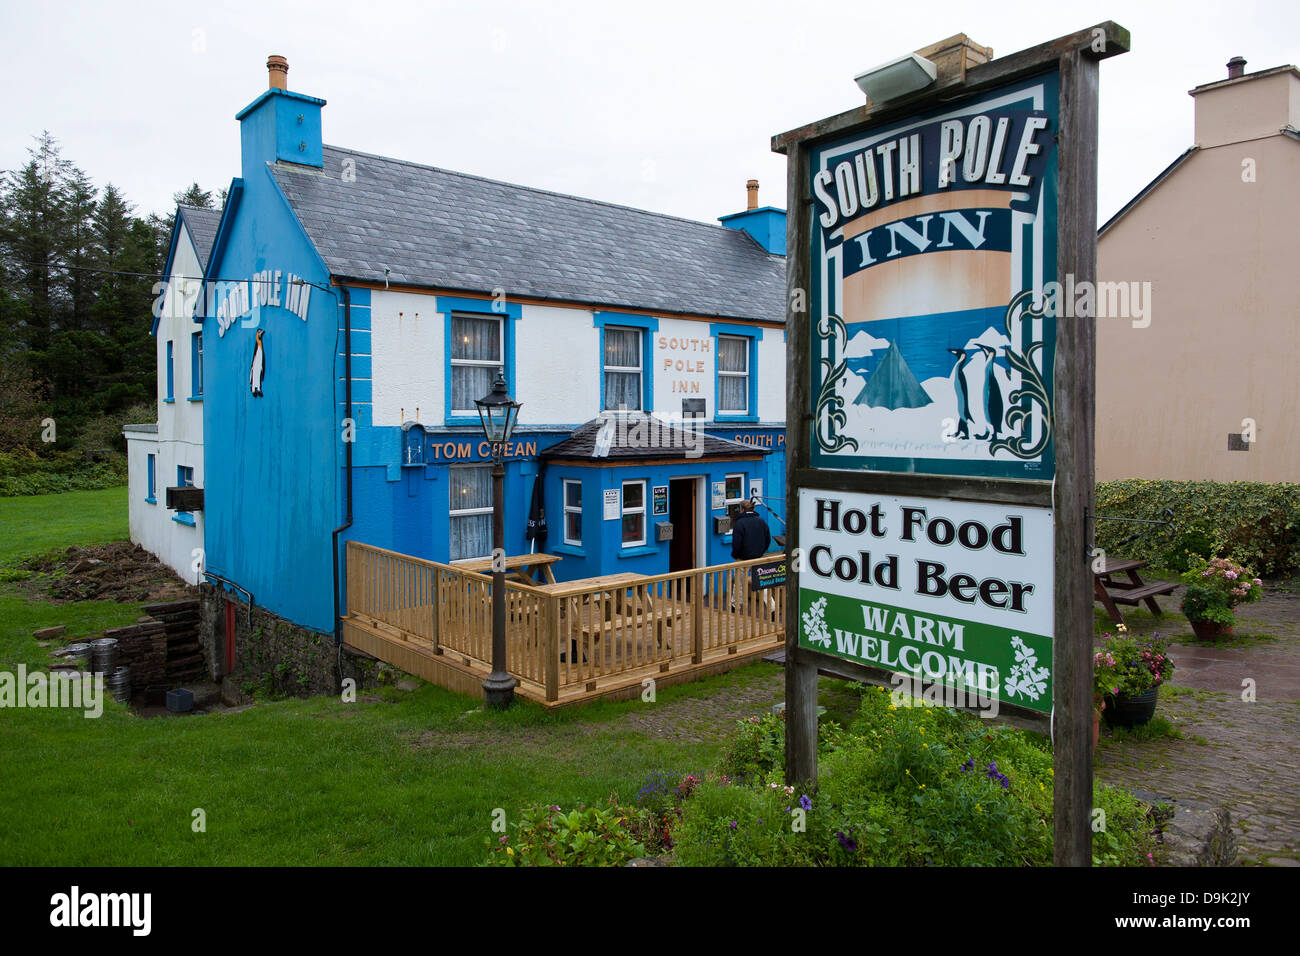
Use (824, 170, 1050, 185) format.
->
(162, 398, 176, 405)
(715, 413, 758, 423)
(187, 396, 203, 403)
(172, 513, 196, 527)
(617, 544, 657, 559)
(145, 496, 156, 505)
(553, 542, 585, 558)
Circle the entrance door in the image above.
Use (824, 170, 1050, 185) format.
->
(668, 478, 697, 573)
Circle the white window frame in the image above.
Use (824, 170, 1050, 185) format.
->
(450, 313, 504, 416)
(724, 473, 745, 518)
(621, 478, 646, 547)
(563, 479, 583, 547)
(448, 464, 494, 562)
(717, 334, 750, 415)
(603, 326, 643, 412)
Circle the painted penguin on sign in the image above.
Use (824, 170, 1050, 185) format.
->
(249, 328, 266, 397)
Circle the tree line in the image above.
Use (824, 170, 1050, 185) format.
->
(0, 131, 220, 462)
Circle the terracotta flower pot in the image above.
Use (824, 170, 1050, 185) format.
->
(1189, 618, 1232, 641)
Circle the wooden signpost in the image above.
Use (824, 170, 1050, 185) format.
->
(776, 23, 1129, 866)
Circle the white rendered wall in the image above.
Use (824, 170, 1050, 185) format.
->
(516, 303, 599, 425)
(756, 332, 786, 422)
(370, 290, 444, 426)
(127, 221, 206, 585)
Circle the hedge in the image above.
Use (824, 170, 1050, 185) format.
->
(1095, 480, 1300, 578)
(0, 451, 127, 497)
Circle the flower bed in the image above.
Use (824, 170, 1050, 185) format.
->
(487, 688, 1165, 866)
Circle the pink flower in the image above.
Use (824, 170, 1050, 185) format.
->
(1254, 578, 1262, 586)
(1226, 570, 1238, 580)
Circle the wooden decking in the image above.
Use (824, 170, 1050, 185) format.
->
(343, 542, 785, 707)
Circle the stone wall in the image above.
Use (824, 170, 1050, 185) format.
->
(198, 584, 383, 697)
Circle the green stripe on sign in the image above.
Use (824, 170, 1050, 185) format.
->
(798, 588, 1054, 715)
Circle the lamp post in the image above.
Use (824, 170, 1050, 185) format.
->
(475, 369, 522, 709)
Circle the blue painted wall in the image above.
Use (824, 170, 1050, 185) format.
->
(201, 93, 339, 633)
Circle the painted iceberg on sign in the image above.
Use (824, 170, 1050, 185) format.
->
(834, 308, 1025, 459)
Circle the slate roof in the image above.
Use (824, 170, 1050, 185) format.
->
(541, 416, 770, 462)
(177, 204, 222, 268)
(270, 146, 786, 321)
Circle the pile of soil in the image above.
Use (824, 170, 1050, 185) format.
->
(18, 542, 195, 604)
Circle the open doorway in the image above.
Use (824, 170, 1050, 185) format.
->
(668, 477, 698, 573)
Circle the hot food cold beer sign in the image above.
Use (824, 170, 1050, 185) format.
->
(797, 490, 1053, 714)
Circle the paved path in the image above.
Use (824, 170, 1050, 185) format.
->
(1095, 586, 1300, 866)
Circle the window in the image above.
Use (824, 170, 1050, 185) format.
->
(146, 454, 156, 504)
(621, 479, 646, 547)
(450, 314, 503, 415)
(717, 335, 749, 414)
(563, 480, 583, 546)
(165, 341, 175, 402)
(174, 465, 195, 525)
(191, 331, 203, 398)
(604, 326, 643, 411)
(725, 473, 745, 519)
(449, 465, 493, 561)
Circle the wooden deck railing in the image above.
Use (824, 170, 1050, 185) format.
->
(344, 541, 785, 703)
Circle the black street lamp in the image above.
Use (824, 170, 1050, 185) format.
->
(474, 369, 522, 709)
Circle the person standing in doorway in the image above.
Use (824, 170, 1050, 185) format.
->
(730, 498, 772, 613)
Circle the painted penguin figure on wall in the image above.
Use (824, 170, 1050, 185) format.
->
(946, 347, 973, 439)
(978, 344, 1006, 441)
(249, 328, 266, 397)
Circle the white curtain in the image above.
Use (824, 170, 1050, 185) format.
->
(451, 316, 501, 411)
(604, 327, 641, 410)
(718, 336, 748, 412)
(449, 466, 493, 560)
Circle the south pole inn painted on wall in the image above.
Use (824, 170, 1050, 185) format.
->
(127, 56, 788, 656)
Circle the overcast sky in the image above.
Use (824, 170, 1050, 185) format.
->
(2, 0, 1295, 229)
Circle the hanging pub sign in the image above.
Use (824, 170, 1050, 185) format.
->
(809, 73, 1058, 479)
(777, 24, 1129, 866)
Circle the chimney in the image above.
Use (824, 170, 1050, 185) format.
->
(268, 55, 289, 90)
(1226, 56, 1247, 79)
(719, 180, 786, 255)
(746, 179, 759, 210)
(236, 53, 326, 173)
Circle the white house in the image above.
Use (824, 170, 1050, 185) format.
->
(124, 204, 222, 584)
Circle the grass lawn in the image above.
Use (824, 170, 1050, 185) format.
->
(0, 487, 791, 865)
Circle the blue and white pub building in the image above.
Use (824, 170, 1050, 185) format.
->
(134, 57, 788, 652)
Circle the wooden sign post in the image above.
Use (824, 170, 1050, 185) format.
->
(775, 23, 1129, 866)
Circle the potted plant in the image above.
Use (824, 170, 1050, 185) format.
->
(1180, 556, 1263, 640)
(1092, 648, 1121, 745)
(1098, 625, 1175, 728)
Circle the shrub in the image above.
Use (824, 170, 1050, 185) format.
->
(673, 687, 1159, 867)
(1095, 479, 1300, 577)
(0, 449, 126, 496)
(485, 801, 647, 867)
(1180, 556, 1263, 627)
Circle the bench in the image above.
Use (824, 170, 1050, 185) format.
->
(1094, 558, 1178, 626)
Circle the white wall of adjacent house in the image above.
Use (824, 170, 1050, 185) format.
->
(124, 222, 205, 585)
(368, 288, 784, 427)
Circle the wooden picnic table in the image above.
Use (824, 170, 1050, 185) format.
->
(456, 552, 563, 585)
(1094, 557, 1178, 626)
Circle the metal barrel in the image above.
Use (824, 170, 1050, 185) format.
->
(90, 638, 119, 674)
(66, 643, 93, 670)
(108, 665, 131, 703)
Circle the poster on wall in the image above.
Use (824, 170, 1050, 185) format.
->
(796, 487, 1054, 714)
(808, 73, 1059, 480)
(603, 489, 620, 520)
(652, 485, 668, 516)
(711, 482, 726, 510)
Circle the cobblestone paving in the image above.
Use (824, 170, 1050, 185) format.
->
(1095, 586, 1300, 866)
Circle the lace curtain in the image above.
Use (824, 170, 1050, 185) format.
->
(718, 336, 748, 412)
(449, 465, 493, 560)
(604, 327, 641, 411)
(451, 315, 502, 412)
